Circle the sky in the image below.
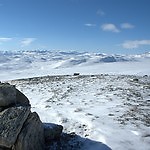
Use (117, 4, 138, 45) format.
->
(0, 0, 150, 54)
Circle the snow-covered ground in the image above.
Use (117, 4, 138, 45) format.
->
(10, 75, 150, 150)
(1, 50, 150, 149)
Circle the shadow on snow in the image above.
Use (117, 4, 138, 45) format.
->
(46, 132, 112, 150)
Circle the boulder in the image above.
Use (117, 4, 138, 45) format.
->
(16, 89, 30, 106)
(133, 78, 139, 82)
(0, 83, 16, 107)
(13, 112, 45, 150)
(0, 82, 30, 110)
(44, 123, 63, 142)
(0, 107, 4, 112)
(73, 73, 80, 76)
(0, 82, 64, 150)
(0, 106, 30, 148)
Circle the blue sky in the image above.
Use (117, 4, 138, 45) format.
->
(0, 0, 150, 54)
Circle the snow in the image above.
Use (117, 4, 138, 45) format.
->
(9, 75, 150, 150)
(0, 50, 150, 81)
(1, 50, 150, 149)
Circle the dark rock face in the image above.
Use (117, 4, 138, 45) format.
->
(0, 106, 30, 148)
(73, 73, 80, 76)
(0, 82, 63, 150)
(0, 83, 16, 107)
(44, 123, 63, 142)
(0, 83, 30, 111)
(16, 89, 30, 106)
(13, 112, 45, 150)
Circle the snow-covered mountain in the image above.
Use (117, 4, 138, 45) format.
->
(0, 50, 150, 81)
(1, 50, 150, 149)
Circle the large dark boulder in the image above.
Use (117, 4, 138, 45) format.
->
(13, 112, 45, 150)
(0, 82, 63, 150)
(0, 83, 16, 107)
(0, 106, 30, 148)
(16, 89, 30, 106)
(0, 83, 30, 109)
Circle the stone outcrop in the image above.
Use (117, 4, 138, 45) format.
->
(16, 89, 30, 106)
(0, 106, 30, 148)
(13, 112, 45, 150)
(0, 83, 30, 112)
(0, 83, 63, 150)
(0, 83, 16, 107)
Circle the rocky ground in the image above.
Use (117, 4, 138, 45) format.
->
(9, 74, 150, 150)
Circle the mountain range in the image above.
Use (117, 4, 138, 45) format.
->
(0, 50, 150, 81)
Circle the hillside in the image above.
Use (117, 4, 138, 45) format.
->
(9, 74, 150, 150)
(1, 50, 150, 149)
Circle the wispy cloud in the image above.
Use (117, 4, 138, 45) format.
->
(101, 23, 120, 33)
(121, 23, 134, 29)
(121, 40, 150, 49)
(97, 9, 105, 16)
(84, 23, 96, 27)
(21, 38, 36, 47)
(0, 37, 12, 42)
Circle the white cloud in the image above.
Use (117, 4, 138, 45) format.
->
(122, 40, 150, 49)
(0, 37, 12, 42)
(121, 23, 134, 29)
(97, 9, 105, 16)
(84, 23, 96, 27)
(21, 38, 36, 47)
(101, 23, 120, 33)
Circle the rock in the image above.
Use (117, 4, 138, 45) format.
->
(13, 112, 45, 150)
(16, 89, 30, 106)
(0, 107, 4, 112)
(73, 73, 80, 76)
(0, 106, 30, 148)
(0, 83, 16, 107)
(0, 82, 64, 150)
(0, 83, 30, 108)
(44, 123, 63, 142)
(133, 78, 139, 82)
(143, 75, 148, 77)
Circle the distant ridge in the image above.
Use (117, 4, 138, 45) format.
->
(0, 50, 150, 81)
(0, 50, 143, 68)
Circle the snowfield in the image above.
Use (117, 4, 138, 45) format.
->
(1, 50, 150, 149)
(0, 50, 150, 81)
(9, 74, 150, 150)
